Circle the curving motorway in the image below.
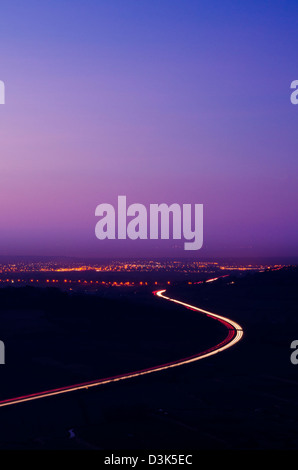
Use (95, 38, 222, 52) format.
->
(0, 288, 243, 408)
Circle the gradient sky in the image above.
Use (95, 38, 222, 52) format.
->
(0, 0, 297, 259)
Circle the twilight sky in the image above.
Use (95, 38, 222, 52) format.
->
(0, 0, 297, 259)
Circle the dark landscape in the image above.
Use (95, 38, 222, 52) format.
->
(0, 265, 297, 450)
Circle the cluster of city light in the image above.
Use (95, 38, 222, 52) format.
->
(0, 259, 285, 276)
(0, 278, 159, 288)
(219, 264, 283, 271)
(0, 259, 219, 274)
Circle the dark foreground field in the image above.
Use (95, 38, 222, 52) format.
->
(0, 266, 297, 451)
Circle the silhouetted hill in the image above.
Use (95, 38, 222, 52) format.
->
(0, 285, 226, 399)
(0, 266, 298, 450)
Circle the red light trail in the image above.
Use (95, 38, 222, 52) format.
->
(0, 288, 243, 408)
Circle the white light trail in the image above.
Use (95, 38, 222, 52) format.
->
(0, 288, 243, 408)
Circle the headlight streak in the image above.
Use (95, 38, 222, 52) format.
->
(0, 288, 243, 408)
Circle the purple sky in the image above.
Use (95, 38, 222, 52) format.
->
(0, 1, 297, 259)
